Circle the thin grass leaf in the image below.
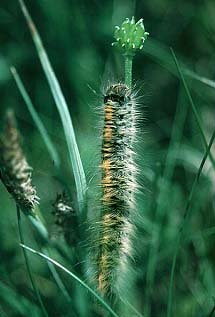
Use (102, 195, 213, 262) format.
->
(144, 39, 174, 73)
(145, 39, 215, 91)
(20, 204, 72, 306)
(121, 299, 144, 317)
(20, 244, 120, 317)
(170, 48, 215, 169)
(18, 0, 86, 211)
(42, 247, 72, 304)
(184, 69, 215, 89)
(167, 128, 215, 317)
(27, 211, 49, 243)
(208, 303, 215, 317)
(0, 282, 40, 316)
(10, 66, 60, 168)
(145, 87, 188, 315)
(187, 226, 215, 241)
(0, 305, 7, 317)
(16, 205, 49, 317)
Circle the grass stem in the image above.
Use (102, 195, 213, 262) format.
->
(18, 0, 87, 212)
(20, 244, 120, 317)
(10, 66, 60, 168)
(167, 128, 215, 317)
(124, 55, 133, 88)
(43, 247, 72, 304)
(170, 48, 215, 170)
(16, 205, 49, 317)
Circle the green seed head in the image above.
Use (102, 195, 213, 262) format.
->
(112, 16, 149, 56)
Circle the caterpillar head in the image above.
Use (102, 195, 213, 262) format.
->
(104, 83, 131, 104)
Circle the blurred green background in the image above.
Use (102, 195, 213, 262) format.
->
(0, 0, 215, 316)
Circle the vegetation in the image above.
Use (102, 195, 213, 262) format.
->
(0, 1, 215, 317)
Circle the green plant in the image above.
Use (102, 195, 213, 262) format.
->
(1, 1, 215, 317)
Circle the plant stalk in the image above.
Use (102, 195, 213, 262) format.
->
(124, 55, 133, 88)
(16, 205, 49, 317)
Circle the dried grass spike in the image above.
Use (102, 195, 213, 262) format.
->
(0, 110, 39, 212)
(52, 192, 77, 245)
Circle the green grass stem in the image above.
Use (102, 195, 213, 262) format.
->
(144, 39, 215, 90)
(16, 205, 49, 317)
(124, 55, 133, 88)
(145, 87, 188, 315)
(208, 304, 215, 317)
(10, 66, 60, 168)
(18, 0, 87, 212)
(167, 128, 215, 317)
(0, 281, 39, 316)
(42, 247, 72, 304)
(170, 48, 215, 170)
(20, 244, 120, 317)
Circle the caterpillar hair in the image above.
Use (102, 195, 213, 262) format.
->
(95, 83, 139, 298)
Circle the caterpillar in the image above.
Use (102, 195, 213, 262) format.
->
(96, 83, 139, 298)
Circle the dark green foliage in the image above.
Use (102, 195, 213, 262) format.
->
(0, 1, 215, 317)
(52, 192, 78, 246)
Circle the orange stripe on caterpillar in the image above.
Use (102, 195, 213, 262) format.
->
(96, 83, 137, 297)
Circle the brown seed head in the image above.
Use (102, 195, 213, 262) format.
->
(0, 110, 39, 212)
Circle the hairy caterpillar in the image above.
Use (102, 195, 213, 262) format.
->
(95, 83, 139, 298)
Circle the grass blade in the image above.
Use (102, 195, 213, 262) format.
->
(10, 66, 60, 168)
(120, 299, 144, 317)
(170, 48, 215, 169)
(0, 282, 39, 316)
(145, 39, 215, 90)
(145, 87, 188, 316)
(184, 69, 215, 89)
(16, 205, 49, 317)
(27, 211, 49, 244)
(42, 247, 72, 304)
(167, 128, 215, 317)
(20, 206, 73, 306)
(18, 0, 87, 211)
(208, 303, 215, 317)
(20, 244, 120, 317)
(0, 305, 7, 317)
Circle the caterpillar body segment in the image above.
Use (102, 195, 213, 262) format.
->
(97, 83, 138, 297)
